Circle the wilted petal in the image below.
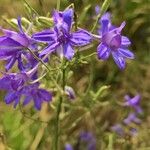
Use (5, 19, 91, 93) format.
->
(118, 48, 134, 59)
(63, 43, 74, 60)
(112, 52, 126, 70)
(71, 29, 92, 46)
(97, 44, 110, 60)
(121, 36, 131, 46)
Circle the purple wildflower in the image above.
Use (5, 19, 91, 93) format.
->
(32, 8, 92, 60)
(79, 131, 96, 150)
(65, 86, 76, 100)
(123, 113, 141, 125)
(0, 17, 37, 71)
(22, 83, 52, 110)
(97, 13, 134, 69)
(111, 124, 125, 136)
(124, 94, 143, 114)
(0, 72, 28, 107)
(65, 144, 73, 150)
(0, 68, 52, 110)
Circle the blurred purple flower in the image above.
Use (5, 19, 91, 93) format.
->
(65, 144, 73, 150)
(0, 17, 37, 71)
(65, 86, 76, 100)
(32, 8, 92, 60)
(124, 94, 143, 114)
(123, 113, 141, 125)
(97, 13, 134, 70)
(111, 124, 125, 136)
(79, 131, 96, 150)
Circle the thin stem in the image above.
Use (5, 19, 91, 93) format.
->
(54, 63, 66, 150)
(56, 0, 61, 10)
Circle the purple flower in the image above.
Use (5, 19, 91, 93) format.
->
(65, 86, 76, 100)
(0, 72, 28, 107)
(22, 83, 52, 110)
(111, 124, 125, 136)
(0, 17, 37, 71)
(65, 144, 73, 150)
(123, 113, 141, 125)
(124, 94, 143, 114)
(97, 13, 134, 69)
(32, 8, 92, 60)
(79, 131, 96, 150)
(0, 70, 52, 110)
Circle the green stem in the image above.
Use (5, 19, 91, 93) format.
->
(56, 0, 61, 10)
(54, 65, 65, 150)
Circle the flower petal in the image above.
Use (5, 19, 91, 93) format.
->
(63, 8, 73, 30)
(112, 52, 126, 70)
(39, 89, 52, 102)
(23, 96, 32, 105)
(121, 36, 131, 46)
(118, 48, 134, 59)
(32, 29, 55, 42)
(101, 12, 111, 34)
(2, 29, 29, 47)
(97, 44, 110, 60)
(39, 42, 59, 56)
(5, 91, 17, 104)
(5, 57, 16, 71)
(63, 43, 74, 60)
(71, 29, 92, 46)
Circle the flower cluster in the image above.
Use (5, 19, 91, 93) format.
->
(111, 94, 143, 136)
(0, 7, 134, 110)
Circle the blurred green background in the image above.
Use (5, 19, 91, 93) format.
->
(0, 0, 150, 149)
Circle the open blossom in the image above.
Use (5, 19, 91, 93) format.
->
(97, 13, 134, 69)
(0, 17, 37, 71)
(32, 8, 92, 60)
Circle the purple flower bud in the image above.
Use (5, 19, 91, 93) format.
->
(65, 86, 76, 100)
